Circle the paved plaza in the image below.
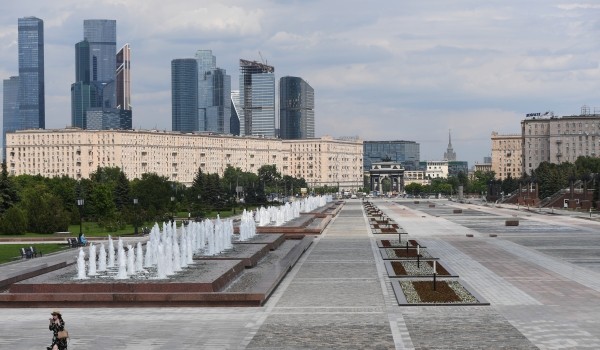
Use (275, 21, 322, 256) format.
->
(2, 200, 600, 349)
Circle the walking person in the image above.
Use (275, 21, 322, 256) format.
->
(48, 309, 67, 350)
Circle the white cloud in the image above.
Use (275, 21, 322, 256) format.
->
(3, 0, 600, 167)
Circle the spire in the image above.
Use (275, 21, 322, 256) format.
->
(444, 129, 457, 161)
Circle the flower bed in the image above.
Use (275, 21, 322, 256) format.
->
(384, 248, 432, 259)
(399, 280, 478, 304)
(381, 239, 419, 248)
(391, 260, 450, 276)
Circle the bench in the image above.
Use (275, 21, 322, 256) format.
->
(29, 246, 42, 257)
(67, 238, 80, 248)
(20, 248, 31, 259)
(19, 247, 42, 259)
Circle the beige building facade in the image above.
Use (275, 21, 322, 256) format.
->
(522, 114, 600, 174)
(6, 129, 363, 189)
(404, 170, 430, 186)
(491, 132, 522, 180)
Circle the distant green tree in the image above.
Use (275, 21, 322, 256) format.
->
(21, 187, 70, 234)
(0, 162, 19, 214)
(0, 206, 27, 235)
(130, 173, 172, 220)
(114, 170, 130, 210)
(404, 183, 424, 195)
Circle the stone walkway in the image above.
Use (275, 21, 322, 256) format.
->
(2, 200, 600, 348)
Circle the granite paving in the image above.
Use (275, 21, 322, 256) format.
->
(3, 199, 600, 348)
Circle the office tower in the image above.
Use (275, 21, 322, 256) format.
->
(3, 77, 20, 160)
(71, 20, 131, 130)
(171, 59, 198, 132)
(279, 76, 314, 139)
(83, 19, 116, 108)
(71, 40, 94, 128)
(116, 44, 131, 110)
(230, 90, 241, 135)
(18, 16, 45, 130)
(195, 50, 231, 133)
(363, 141, 420, 171)
(239, 59, 275, 137)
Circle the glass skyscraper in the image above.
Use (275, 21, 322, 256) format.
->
(83, 19, 116, 108)
(195, 50, 231, 134)
(17, 16, 45, 130)
(363, 141, 420, 171)
(230, 90, 241, 135)
(72, 20, 130, 130)
(239, 59, 275, 137)
(279, 76, 314, 139)
(116, 44, 131, 111)
(171, 59, 199, 132)
(2, 77, 20, 160)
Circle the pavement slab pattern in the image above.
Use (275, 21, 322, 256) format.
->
(3, 200, 600, 348)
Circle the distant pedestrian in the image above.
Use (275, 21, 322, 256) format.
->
(48, 309, 67, 350)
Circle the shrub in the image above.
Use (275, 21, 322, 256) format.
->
(0, 207, 28, 235)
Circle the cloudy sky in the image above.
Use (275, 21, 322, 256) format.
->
(2, 1, 600, 166)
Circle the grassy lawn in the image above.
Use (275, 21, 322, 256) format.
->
(0, 206, 259, 239)
(0, 243, 70, 264)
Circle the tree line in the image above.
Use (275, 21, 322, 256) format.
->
(0, 163, 307, 235)
(400, 156, 600, 203)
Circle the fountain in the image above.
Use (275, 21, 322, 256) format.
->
(115, 239, 128, 279)
(107, 235, 115, 268)
(76, 248, 87, 280)
(126, 245, 135, 275)
(97, 243, 107, 272)
(87, 243, 97, 276)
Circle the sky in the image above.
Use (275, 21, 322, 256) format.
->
(2, 1, 600, 166)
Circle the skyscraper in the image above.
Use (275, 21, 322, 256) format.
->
(71, 20, 131, 130)
(195, 50, 231, 133)
(230, 90, 241, 135)
(239, 59, 275, 137)
(71, 39, 94, 128)
(279, 76, 314, 139)
(444, 129, 457, 161)
(171, 59, 198, 132)
(116, 44, 131, 111)
(2, 77, 20, 160)
(17, 16, 45, 129)
(83, 19, 116, 108)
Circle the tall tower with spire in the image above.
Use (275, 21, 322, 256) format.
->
(444, 129, 457, 161)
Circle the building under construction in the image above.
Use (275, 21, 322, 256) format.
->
(239, 59, 276, 137)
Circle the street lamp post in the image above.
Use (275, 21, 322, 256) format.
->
(133, 198, 139, 235)
(170, 196, 175, 223)
(77, 198, 84, 236)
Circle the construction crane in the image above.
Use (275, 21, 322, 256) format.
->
(258, 51, 267, 65)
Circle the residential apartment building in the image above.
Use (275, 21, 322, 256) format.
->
(491, 132, 522, 180)
(473, 162, 492, 173)
(285, 136, 363, 190)
(6, 130, 363, 189)
(521, 113, 600, 174)
(404, 170, 430, 186)
(422, 160, 448, 178)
